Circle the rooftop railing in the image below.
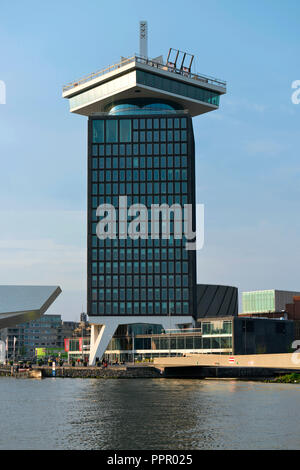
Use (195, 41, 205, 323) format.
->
(63, 55, 226, 93)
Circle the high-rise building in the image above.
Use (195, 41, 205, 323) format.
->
(62, 26, 226, 364)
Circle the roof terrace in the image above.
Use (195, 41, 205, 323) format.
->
(62, 54, 227, 94)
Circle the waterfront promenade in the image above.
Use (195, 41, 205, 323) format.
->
(2, 352, 300, 379)
(153, 352, 300, 369)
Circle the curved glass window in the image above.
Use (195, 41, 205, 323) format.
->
(106, 98, 182, 115)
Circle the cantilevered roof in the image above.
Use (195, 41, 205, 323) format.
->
(0, 285, 62, 329)
(62, 55, 226, 117)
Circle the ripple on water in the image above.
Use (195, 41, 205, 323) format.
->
(0, 377, 300, 449)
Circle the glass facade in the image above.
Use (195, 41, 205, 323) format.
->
(105, 320, 233, 354)
(65, 316, 293, 361)
(136, 70, 220, 106)
(201, 320, 232, 335)
(68, 337, 90, 352)
(88, 111, 196, 317)
(242, 290, 275, 313)
(107, 334, 232, 353)
(106, 99, 182, 115)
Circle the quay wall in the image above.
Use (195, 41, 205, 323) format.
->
(163, 365, 298, 379)
(40, 366, 162, 379)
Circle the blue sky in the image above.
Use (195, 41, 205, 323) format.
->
(0, 0, 299, 320)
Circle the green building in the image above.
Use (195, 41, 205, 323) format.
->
(35, 347, 67, 360)
(242, 290, 300, 314)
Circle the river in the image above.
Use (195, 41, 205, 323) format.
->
(0, 377, 299, 450)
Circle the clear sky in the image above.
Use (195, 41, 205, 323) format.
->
(0, 0, 299, 320)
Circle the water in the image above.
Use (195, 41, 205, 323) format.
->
(0, 377, 300, 450)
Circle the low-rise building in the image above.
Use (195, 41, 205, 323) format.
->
(240, 290, 300, 344)
(0, 314, 80, 360)
(64, 316, 294, 363)
(242, 289, 300, 315)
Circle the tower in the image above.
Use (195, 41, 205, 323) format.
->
(62, 30, 226, 365)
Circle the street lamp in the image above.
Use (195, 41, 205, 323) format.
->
(82, 322, 84, 363)
(169, 302, 174, 357)
(132, 332, 135, 365)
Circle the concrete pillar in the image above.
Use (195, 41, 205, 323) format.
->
(89, 321, 118, 366)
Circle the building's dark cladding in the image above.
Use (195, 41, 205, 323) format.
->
(196, 284, 238, 319)
(233, 317, 294, 355)
(87, 105, 197, 318)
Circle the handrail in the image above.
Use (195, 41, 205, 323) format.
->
(63, 54, 226, 93)
(63, 56, 135, 92)
(135, 55, 226, 88)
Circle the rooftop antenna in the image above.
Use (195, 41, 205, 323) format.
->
(139, 20, 148, 58)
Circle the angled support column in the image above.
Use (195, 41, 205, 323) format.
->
(89, 320, 118, 366)
(88, 315, 195, 365)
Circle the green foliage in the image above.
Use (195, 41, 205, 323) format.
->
(272, 373, 300, 383)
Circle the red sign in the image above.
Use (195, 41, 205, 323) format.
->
(229, 356, 235, 363)
(79, 338, 83, 352)
(64, 339, 69, 352)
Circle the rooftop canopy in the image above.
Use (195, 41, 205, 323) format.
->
(0, 285, 62, 329)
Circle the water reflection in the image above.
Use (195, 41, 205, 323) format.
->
(0, 378, 300, 449)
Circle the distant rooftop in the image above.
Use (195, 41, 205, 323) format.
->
(242, 289, 300, 314)
(62, 54, 227, 94)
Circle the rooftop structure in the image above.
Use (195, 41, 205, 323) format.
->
(242, 289, 300, 314)
(197, 284, 238, 318)
(0, 285, 61, 329)
(62, 54, 226, 117)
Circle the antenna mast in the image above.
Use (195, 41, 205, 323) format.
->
(139, 20, 148, 58)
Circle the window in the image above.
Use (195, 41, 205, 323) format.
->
(93, 120, 104, 143)
(136, 71, 220, 107)
(106, 120, 118, 143)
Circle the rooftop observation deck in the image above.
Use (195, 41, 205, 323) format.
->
(63, 54, 227, 94)
(62, 54, 226, 117)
